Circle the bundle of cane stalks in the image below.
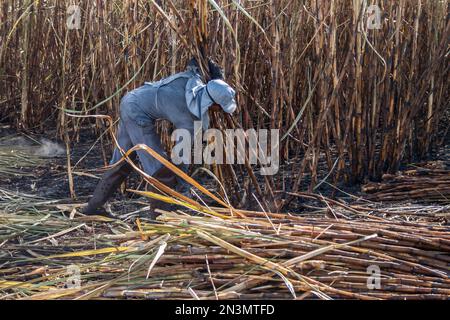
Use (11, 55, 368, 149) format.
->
(362, 162, 450, 203)
(0, 191, 448, 300)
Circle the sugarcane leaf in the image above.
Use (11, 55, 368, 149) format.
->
(273, 270, 297, 299)
(146, 240, 167, 279)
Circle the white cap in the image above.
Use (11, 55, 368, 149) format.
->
(206, 79, 237, 114)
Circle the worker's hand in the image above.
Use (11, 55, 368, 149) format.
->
(208, 59, 224, 80)
(187, 57, 199, 70)
(209, 103, 222, 112)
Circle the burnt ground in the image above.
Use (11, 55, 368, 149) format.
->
(0, 123, 449, 219)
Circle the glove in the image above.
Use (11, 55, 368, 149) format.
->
(208, 59, 224, 80)
(186, 58, 200, 71)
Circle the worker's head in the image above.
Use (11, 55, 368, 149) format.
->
(206, 79, 237, 114)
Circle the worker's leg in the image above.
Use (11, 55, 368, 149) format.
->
(123, 118, 181, 216)
(83, 121, 136, 215)
(120, 116, 169, 177)
(171, 120, 196, 194)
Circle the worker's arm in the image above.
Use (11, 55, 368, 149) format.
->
(186, 57, 223, 80)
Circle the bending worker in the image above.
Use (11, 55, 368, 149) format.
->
(82, 59, 237, 216)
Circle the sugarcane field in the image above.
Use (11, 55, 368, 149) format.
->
(0, 0, 449, 306)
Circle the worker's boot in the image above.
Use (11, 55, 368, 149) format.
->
(82, 161, 134, 217)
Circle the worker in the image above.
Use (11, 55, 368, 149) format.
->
(82, 58, 237, 216)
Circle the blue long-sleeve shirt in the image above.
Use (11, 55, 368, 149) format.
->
(120, 67, 234, 132)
